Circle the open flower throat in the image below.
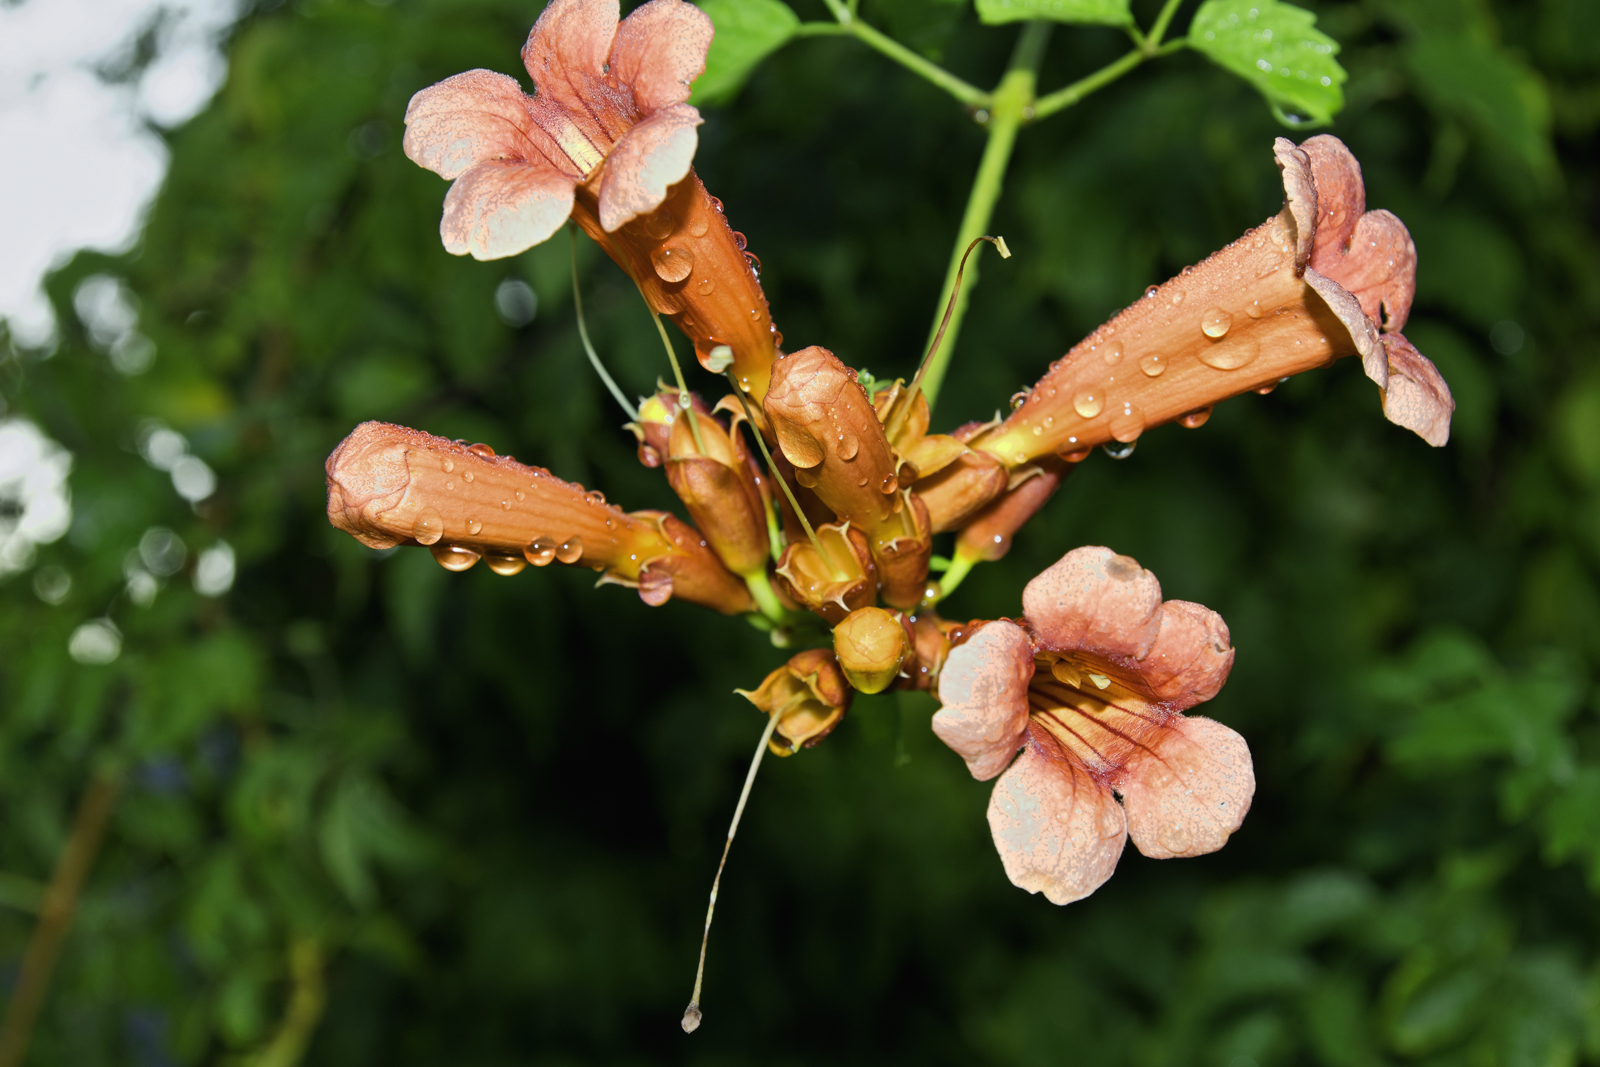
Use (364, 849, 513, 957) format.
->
(1026, 649, 1163, 775)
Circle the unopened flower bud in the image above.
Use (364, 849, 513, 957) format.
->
(773, 523, 876, 625)
(664, 409, 769, 577)
(956, 458, 1068, 563)
(833, 607, 910, 694)
(737, 648, 852, 755)
(626, 388, 708, 468)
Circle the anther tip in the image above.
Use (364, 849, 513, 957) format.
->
(995, 236, 1012, 259)
(681, 1003, 703, 1033)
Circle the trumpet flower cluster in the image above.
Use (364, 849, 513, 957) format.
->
(325, 0, 1453, 947)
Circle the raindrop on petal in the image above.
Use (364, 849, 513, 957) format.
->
(412, 510, 445, 546)
(431, 544, 480, 571)
(1139, 353, 1166, 377)
(1179, 407, 1213, 429)
(524, 537, 558, 566)
(1072, 391, 1104, 418)
(557, 537, 584, 564)
(651, 246, 695, 283)
(1201, 308, 1233, 338)
(485, 554, 527, 576)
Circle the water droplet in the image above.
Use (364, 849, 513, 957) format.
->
(1201, 307, 1233, 338)
(524, 537, 558, 566)
(1043, 415, 1054, 427)
(879, 474, 897, 493)
(1145, 286, 1159, 299)
(651, 246, 695, 283)
(1179, 407, 1212, 429)
(1102, 340, 1124, 365)
(1072, 391, 1104, 418)
(586, 490, 606, 505)
(412, 509, 445, 545)
(1244, 299, 1263, 319)
(1061, 448, 1090, 463)
(514, 490, 525, 502)
(1032, 425, 1043, 436)
(1170, 289, 1186, 306)
(1255, 380, 1280, 395)
(642, 209, 675, 240)
(445, 481, 455, 491)
(1199, 337, 1260, 371)
(466, 518, 482, 535)
(1109, 401, 1144, 443)
(1014, 452, 1027, 463)
(744, 252, 761, 278)
(1101, 440, 1137, 460)
(441, 458, 454, 473)
(794, 467, 819, 488)
(430, 544, 480, 571)
(837, 432, 859, 461)
(732, 230, 748, 251)
(687, 213, 709, 238)
(1009, 390, 1028, 411)
(500, 499, 510, 510)
(485, 554, 526, 576)
(467, 443, 496, 458)
(711, 197, 724, 213)
(462, 470, 474, 482)
(1140, 353, 1166, 377)
(557, 537, 583, 564)
(696, 277, 715, 296)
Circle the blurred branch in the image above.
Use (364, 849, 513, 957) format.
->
(247, 937, 327, 1067)
(0, 772, 121, 1067)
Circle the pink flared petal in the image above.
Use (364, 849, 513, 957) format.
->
(1302, 135, 1418, 333)
(1305, 267, 1387, 389)
(1134, 600, 1236, 708)
(403, 70, 540, 180)
(608, 0, 714, 112)
(522, 0, 617, 104)
(1381, 332, 1455, 447)
(933, 620, 1032, 781)
(1021, 546, 1164, 662)
(596, 103, 701, 232)
(1273, 137, 1317, 271)
(987, 736, 1127, 905)
(1116, 715, 1254, 860)
(440, 160, 576, 260)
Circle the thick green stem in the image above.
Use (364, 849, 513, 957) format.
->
(743, 570, 786, 625)
(918, 22, 1050, 412)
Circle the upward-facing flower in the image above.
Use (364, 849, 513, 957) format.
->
(402, 0, 713, 259)
(933, 547, 1253, 904)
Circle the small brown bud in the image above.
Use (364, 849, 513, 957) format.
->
(955, 458, 1068, 563)
(833, 607, 910, 694)
(664, 410, 769, 577)
(737, 648, 852, 755)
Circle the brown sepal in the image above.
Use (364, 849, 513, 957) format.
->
(738, 648, 853, 756)
(773, 522, 877, 625)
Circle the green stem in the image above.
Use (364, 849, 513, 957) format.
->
(570, 227, 638, 421)
(808, 3, 988, 106)
(743, 570, 787, 624)
(1031, 48, 1147, 120)
(1147, 0, 1187, 48)
(936, 549, 979, 602)
(651, 310, 707, 455)
(917, 21, 1050, 412)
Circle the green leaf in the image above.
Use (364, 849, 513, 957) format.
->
(691, 0, 800, 107)
(1405, 35, 1556, 179)
(975, 0, 1130, 26)
(1188, 0, 1347, 127)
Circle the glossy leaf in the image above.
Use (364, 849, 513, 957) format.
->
(691, 0, 799, 106)
(1189, 0, 1346, 126)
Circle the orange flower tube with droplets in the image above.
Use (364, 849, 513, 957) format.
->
(325, 421, 752, 615)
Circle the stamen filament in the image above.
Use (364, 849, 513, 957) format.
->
(651, 310, 707, 455)
(910, 235, 1010, 395)
(722, 369, 826, 557)
(569, 226, 639, 421)
(682, 705, 784, 1034)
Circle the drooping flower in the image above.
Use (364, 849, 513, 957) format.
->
(933, 547, 1253, 904)
(325, 421, 754, 615)
(970, 135, 1454, 470)
(402, 0, 783, 400)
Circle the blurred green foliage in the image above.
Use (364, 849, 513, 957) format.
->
(2, 0, 1599, 1063)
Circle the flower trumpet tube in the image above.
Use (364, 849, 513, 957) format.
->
(401, 0, 781, 401)
(324, 421, 753, 615)
(972, 136, 1454, 470)
(664, 408, 770, 578)
(572, 173, 781, 402)
(933, 546, 1253, 904)
(954, 458, 1068, 564)
(737, 648, 852, 756)
(764, 347, 933, 608)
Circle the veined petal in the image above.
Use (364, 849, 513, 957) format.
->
(933, 620, 1032, 780)
(609, 0, 714, 112)
(441, 160, 576, 260)
(597, 103, 702, 232)
(1116, 715, 1253, 860)
(1022, 546, 1164, 661)
(1381, 332, 1454, 447)
(403, 70, 539, 180)
(1131, 599, 1235, 708)
(522, 0, 616, 102)
(987, 735, 1127, 905)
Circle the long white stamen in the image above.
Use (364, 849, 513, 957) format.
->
(681, 709, 783, 1034)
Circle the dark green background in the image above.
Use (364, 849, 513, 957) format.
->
(3, 0, 1599, 1062)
